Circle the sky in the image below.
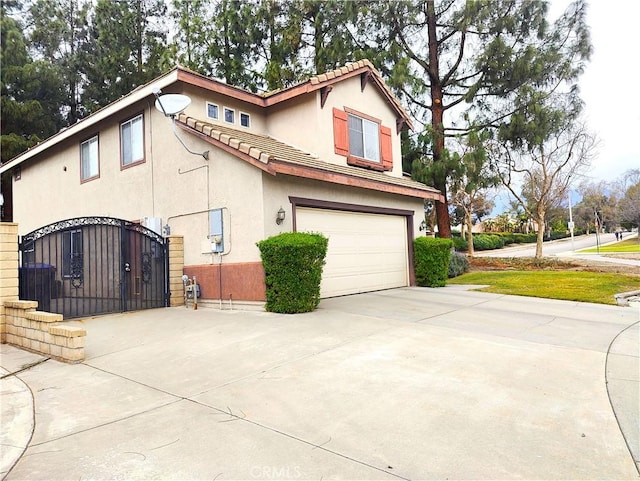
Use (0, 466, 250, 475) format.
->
(491, 0, 639, 215)
(551, 0, 640, 183)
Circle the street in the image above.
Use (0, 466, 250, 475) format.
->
(473, 232, 620, 258)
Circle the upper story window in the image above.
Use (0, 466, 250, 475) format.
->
(120, 113, 144, 168)
(80, 135, 99, 182)
(240, 112, 250, 128)
(348, 114, 379, 162)
(333, 107, 393, 172)
(224, 107, 235, 124)
(207, 102, 219, 120)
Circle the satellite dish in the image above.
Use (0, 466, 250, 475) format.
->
(154, 94, 192, 117)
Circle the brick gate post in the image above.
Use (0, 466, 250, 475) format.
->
(0, 223, 20, 343)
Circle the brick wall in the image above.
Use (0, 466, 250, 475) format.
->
(168, 235, 185, 307)
(0, 223, 19, 343)
(4, 301, 86, 363)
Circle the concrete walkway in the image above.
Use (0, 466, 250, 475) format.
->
(1, 287, 639, 480)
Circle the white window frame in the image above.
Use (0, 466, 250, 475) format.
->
(348, 113, 380, 162)
(206, 102, 219, 120)
(239, 112, 250, 128)
(80, 135, 99, 182)
(120, 113, 144, 167)
(223, 107, 235, 124)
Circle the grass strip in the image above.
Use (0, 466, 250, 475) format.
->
(578, 236, 640, 253)
(448, 271, 640, 305)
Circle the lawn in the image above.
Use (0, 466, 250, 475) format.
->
(447, 270, 640, 305)
(578, 235, 640, 253)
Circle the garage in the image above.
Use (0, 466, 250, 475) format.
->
(295, 207, 409, 298)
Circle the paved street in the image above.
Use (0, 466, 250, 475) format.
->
(473, 232, 621, 258)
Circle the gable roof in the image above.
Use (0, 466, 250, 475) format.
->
(1, 60, 412, 175)
(177, 114, 442, 202)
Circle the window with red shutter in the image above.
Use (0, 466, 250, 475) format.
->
(333, 107, 394, 172)
(333, 108, 349, 156)
(380, 125, 393, 171)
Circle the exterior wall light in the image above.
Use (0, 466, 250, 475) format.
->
(276, 207, 286, 225)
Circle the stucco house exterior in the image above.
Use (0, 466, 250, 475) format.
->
(1, 60, 442, 307)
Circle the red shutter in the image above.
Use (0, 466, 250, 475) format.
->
(380, 125, 393, 170)
(333, 108, 349, 156)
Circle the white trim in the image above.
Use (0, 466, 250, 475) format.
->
(206, 102, 219, 120)
(0, 69, 180, 175)
(239, 111, 251, 128)
(80, 135, 99, 181)
(223, 107, 235, 124)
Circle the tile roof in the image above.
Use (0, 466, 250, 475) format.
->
(261, 60, 412, 128)
(178, 114, 441, 201)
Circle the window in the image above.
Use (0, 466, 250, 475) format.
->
(224, 107, 235, 124)
(62, 230, 83, 278)
(81, 135, 99, 181)
(333, 108, 393, 171)
(348, 114, 379, 162)
(207, 103, 219, 120)
(120, 114, 144, 167)
(240, 112, 250, 128)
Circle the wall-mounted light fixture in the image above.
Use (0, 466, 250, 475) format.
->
(276, 207, 286, 225)
(153, 88, 209, 160)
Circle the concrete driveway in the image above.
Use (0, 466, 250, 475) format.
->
(2, 287, 639, 480)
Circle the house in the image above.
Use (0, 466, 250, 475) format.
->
(0, 60, 442, 312)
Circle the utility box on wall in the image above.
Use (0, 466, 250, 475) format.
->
(209, 208, 224, 253)
(141, 217, 163, 235)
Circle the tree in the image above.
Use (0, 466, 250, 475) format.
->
(297, 0, 367, 75)
(493, 120, 597, 258)
(1, 1, 65, 162)
(618, 182, 640, 238)
(448, 129, 498, 255)
(371, 0, 591, 238)
(575, 180, 619, 233)
(169, 0, 261, 91)
(27, 0, 91, 124)
(168, 0, 369, 92)
(83, 0, 168, 112)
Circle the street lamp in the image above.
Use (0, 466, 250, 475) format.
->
(567, 190, 575, 251)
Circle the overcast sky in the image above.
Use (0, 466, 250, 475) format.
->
(552, 0, 640, 183)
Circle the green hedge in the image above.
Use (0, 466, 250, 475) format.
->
(453, 232, 545, 252)
(414, 237, 453, 287)
(257, 232, 328, 313)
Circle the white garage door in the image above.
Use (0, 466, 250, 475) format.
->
(296, 207, 409, 298)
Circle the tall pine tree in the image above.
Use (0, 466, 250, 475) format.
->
(83, 0, 168, 112)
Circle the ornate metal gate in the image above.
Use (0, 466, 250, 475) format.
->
(19, 217, 168, 319)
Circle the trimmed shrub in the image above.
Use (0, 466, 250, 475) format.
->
(257, 232, 328, 313)
(448, 251, 470, 278)
(473, 234, 505, 251)
(414, 237, 453, 287)
(452, 236, 468, 252)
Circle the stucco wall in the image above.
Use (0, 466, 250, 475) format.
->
(169, 148, 265, 266)
(266, 75, 404, 176)
(178, 83, 268, 134)
(262, 174, 426, 240)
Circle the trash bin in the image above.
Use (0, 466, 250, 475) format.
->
(19, 263, 56, 312)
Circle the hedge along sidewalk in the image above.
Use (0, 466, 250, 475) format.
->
(414, 237, 453, 287)
(257, 232, 328, 314)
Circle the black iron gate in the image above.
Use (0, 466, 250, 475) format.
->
(19, 217, 168, 319)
